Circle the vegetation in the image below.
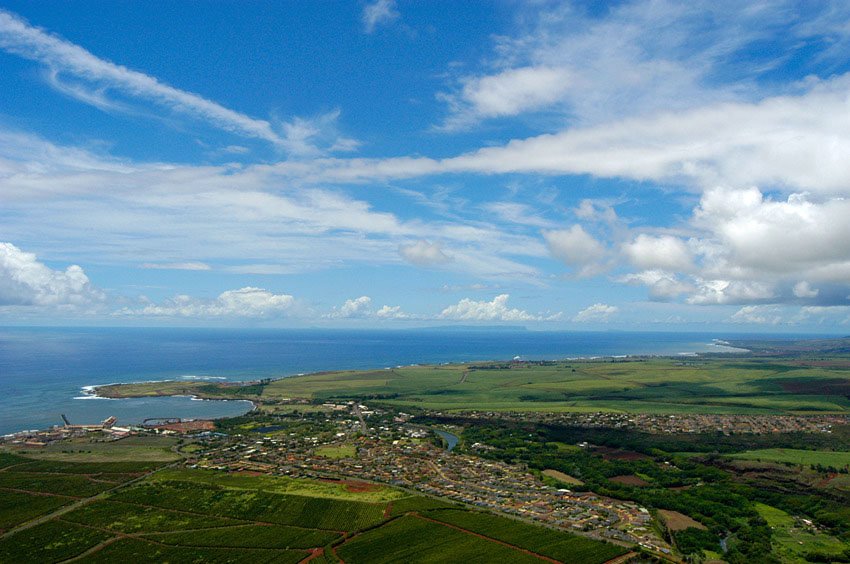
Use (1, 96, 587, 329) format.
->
(336, 515, 544, 564)
(82, 538, 305, 564)
(149, 524, 340, 549)
(425, 509, 627, 563)
(0, 520, 113, 563)
(110, 482, 387, 531)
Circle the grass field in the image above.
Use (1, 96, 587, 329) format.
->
(728, 448, 850, 467)
(148, 468, 406, 502)
(756, 502, 847, 562)
(9, 435, 180, 462)
(101, 357, 850, 414)
(315, 444, 357, 459)
(82, 538, 306, 564)
(542, 469, 584, 486)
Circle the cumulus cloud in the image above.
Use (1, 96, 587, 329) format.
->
(543, 226, 606, 276)
(0, 242, 103, 308)
(793, 281, 819, 299)
(326, 296, 411, 320)
(572, 303, 618, 323)
(118, 287, 294, 317)
(619, 270, 693, 301)
(730, 305, 781, 325)
(623, 234, 692, 271)
(439, 294, 553, 322)
(362, 0, 399, 33)
(329, 296, 373, 319)
(398, 240, 453, 266)
(375, 305, 409, 319)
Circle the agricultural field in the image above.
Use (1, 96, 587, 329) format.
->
(336, 514, 546, 564)
(728, 448, 850, 468)
(657, 509, 707, 531)
(0, 448, 632, 563)
(424, 509, 628, 564)
(147, 467, 407, 502)
(101, 356, 850, 414)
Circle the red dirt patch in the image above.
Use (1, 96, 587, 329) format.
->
(317, 477, 381, 492)
(610, 474, 651, 487)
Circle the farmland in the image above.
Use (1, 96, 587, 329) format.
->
(97, 355, 850, 415)
(0, 447, 629, 563)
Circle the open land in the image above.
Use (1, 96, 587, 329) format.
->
(6, 338, 850, 562)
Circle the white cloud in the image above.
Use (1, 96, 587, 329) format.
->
(362, 0, 399, 33)
(279, 109, 360, 158)
(687, 279, 775, 306)
(326, 296, 411, 320)
(444, 76, 850, 193)
(330, 296, 373, 319)
(0, 9, 289, 146)
(0, 242, 103, 308)
(439, 293, 549, 322)
(730, 305, 781, 325)
(375, 304, 409, 319)
(620, 270, 693, 301)
(443, 67, 570, 128)
(623, 234, 692, 271)
(398, 240, 453, 266)
(439, 1, 850, 129)
(543, 226, 606, 275)
(140, 262, 211, 271)
(572, 303, 618, 322)
(118, 287, 294, 318)
(793, 281, 819, 298)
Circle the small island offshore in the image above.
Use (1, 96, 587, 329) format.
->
(4, 338, 850, 563)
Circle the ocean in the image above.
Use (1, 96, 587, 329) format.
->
(0, 326, 823, 435)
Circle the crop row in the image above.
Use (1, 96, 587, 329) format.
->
(111, 481, 387, 531)
(426, 509, 627, 564)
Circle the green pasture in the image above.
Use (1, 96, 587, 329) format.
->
(729, 449, 850, 467)
(148, 468, 406, 502)
(756, 503, 846, 562)
(256, 358, 850, 414)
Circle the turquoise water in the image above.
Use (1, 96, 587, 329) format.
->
(0, 327, 825, 435)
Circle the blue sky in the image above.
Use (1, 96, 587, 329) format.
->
(2, 0, 850, 330)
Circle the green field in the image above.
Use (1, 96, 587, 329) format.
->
(9, 435, 180, 462)
(0, 452, 628, 563)
(729, 448, 850, 467)
(99, 357, 850, 414)
(111, 482, 388, 531)
(315, 443, 357, 459)
(148, 468, 407, 502)
(756, 502, 847, 562)
(337, 515, 545, 564)
(82, 538, 307, 564)
(424, 509, 627, 563)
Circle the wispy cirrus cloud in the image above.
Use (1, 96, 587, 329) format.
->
(0, 8, 360, 157)
(362, 0, 400, 34)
